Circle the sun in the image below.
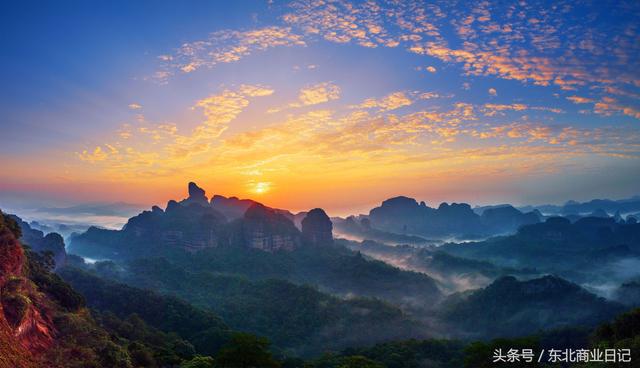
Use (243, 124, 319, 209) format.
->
(251, 181, 272, 195)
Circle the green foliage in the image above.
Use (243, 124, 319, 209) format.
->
(58, 266, 232, 356)
(180, 355, 216, 368)
(340, 338, 465, 368)
(181, 245, 441, 308)
(26, 249, 85, 312)
(313, 354, 385, 368)
(88, 256, 421, 356)
(215, 333, 281, 368)
(97, 311, 196, 366)
(439, 275, 622, 338)
(582, 308, 640, 367)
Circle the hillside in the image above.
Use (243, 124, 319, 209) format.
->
(439, 275, 624, 338)
(78, 256, 429, 357)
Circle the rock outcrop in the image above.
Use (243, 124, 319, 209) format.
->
(480, 205, 540, 234)
(238, 204, 300, 252)
(301, 208, 333, 246)
(0, 212, 55, 366)
(368, 196, 542, 238)
(180, 182, 209, 207)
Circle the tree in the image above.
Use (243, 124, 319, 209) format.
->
(215, 333, 281, 368)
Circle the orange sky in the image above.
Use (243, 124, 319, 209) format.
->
(1, 1, 639, 216)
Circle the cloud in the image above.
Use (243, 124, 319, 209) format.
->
(482, 103, 563, 116)
(77, 146, 109, 163)
(128, 103, 142, 110)
(594, 96, 640, 120)
(353, 92, 413, 112)
(567, 96, 594, 104)
(488, 88, 497, 96)
(155, 26, 305, 80)
(73, 80, 640, 197)
(281, 0, 638, 107)
(77, 84, 274, 171)
(426, 66, 437, 73)
(295, 82, 341, 106)
(268, 82, 341, 113)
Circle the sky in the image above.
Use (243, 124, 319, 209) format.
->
(1, 0, 639, 217)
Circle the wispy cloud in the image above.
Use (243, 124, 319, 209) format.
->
(352, 91, 413, 112)
(155, 26, 305, 81)
(77, 84, 275, 170)
(268, 82, 341, 113)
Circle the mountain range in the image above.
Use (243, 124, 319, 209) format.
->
(2, 182, 640, 367)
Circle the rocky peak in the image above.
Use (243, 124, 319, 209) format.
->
(240, 204, 300, 252)
(301, 208, 333, 246)
(182, 182, 209, 207)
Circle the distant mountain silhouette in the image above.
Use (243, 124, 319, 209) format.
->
(69, 182, 336, 259)
(441, 216, 640, 277)
(366, 196, 540, 238)
(333, 215, 431, 244)
(518, 195, 640, 217)
(211, 194, 260, 220)
(8, 214, 67, 268)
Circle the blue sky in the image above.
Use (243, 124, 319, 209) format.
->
(1, 0, 639, 215)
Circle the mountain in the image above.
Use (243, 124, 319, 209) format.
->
(8, 214, 66, 268)
(563, 197, 640, 215)
(210, 194, 260, 220)
(0, 210, 188, 367)
(614, 280, 640, 307)
(479, 205, 540, 234)
(68, 198, 229, 258)
(332, 215, 431, 245)
(367, 196, 540, 239)
(79, 256, 428, 357)
(301, 208, 333, 246)
(439, 275, 624, 338)
(232, 203, 301, 251)
(69, 182, 314, 259)
(0, 209, 299, 367)
(369, 197, 482, 238)
(57, 266, 235, 356)
(68, 183, 443, 308)
(340, 238, 536, 293)
(440, 216, 640, 278)
(517, 196, 640, 217)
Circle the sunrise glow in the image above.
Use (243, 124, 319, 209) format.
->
(1, 0, 639, 214)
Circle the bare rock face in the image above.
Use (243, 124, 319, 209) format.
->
(301, 208, 333, 246)
(240, 204, 300, 252)
(0, 212, 55, 361)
